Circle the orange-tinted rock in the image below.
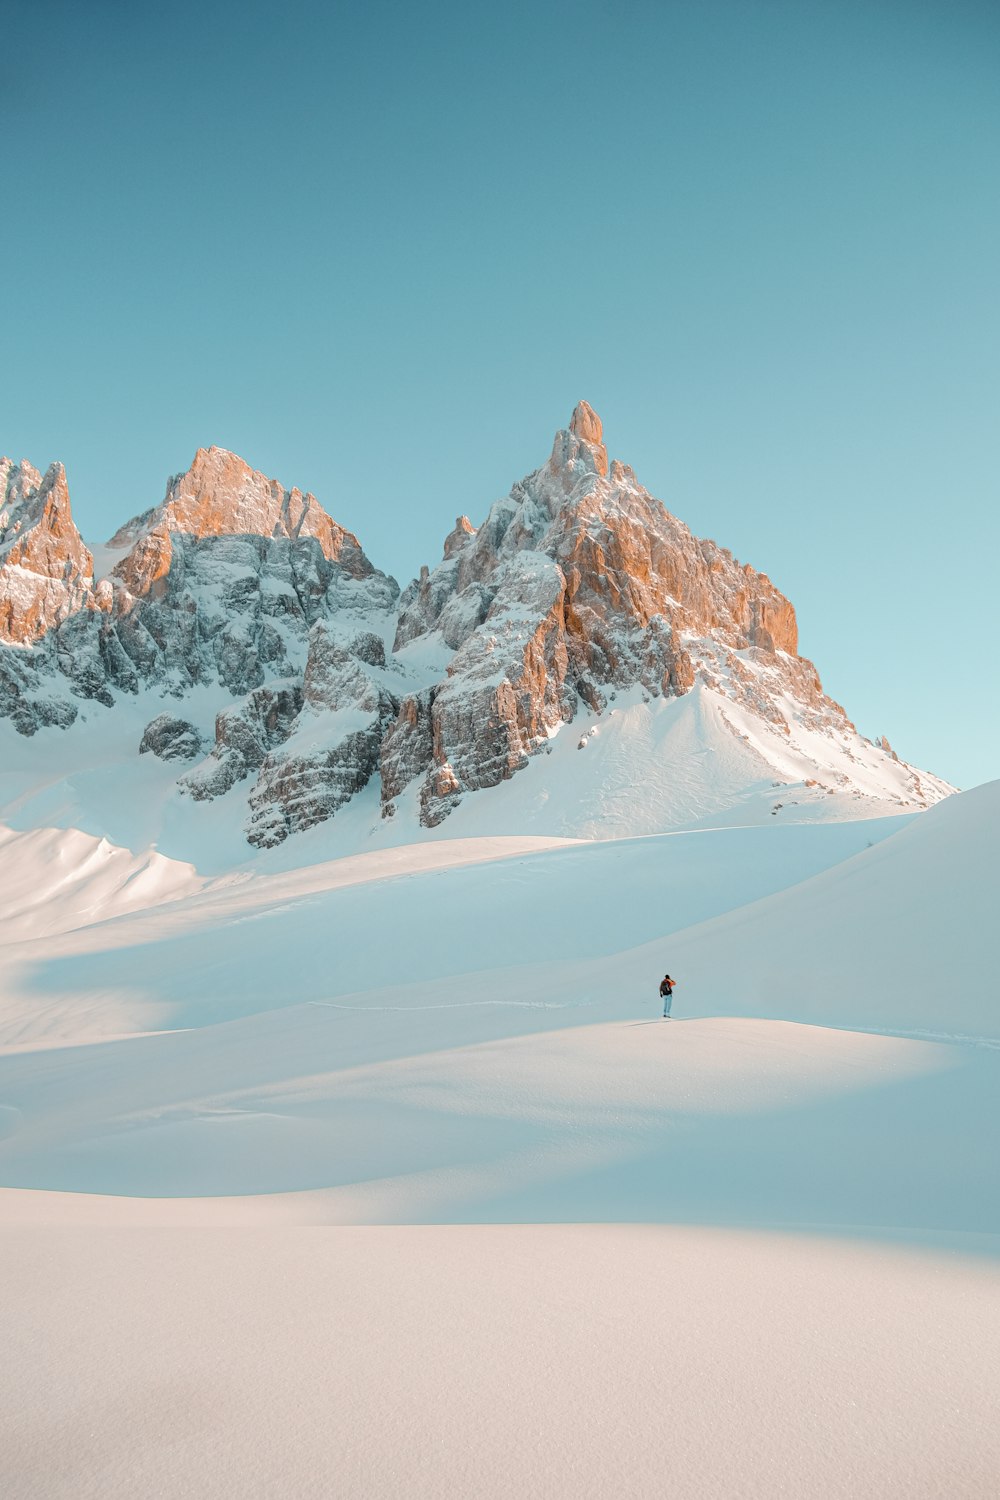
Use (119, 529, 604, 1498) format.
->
(548, 399, 609, 479)
(443, 516, 476, 560)
(0, 459, 94, 644)
(104, 449, 398, 700)
(111, 446, 376, 596)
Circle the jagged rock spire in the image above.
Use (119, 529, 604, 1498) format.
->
(569, 401, 603, 447)
(0, 458, 94, 643)
(443, 516, 476, 560)
(550, 401, 609, 479)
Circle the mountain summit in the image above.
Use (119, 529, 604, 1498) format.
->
(0, 408, 951, 850)
(385, 401, 843, 826)
(108, 446, 374, 575)
(0, 458, 94, 647)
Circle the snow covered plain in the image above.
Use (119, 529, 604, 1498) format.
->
(1, 772, 998, 1497)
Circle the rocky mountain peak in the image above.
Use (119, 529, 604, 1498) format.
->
(109, 446, 369, 571)
(2, 458, 72, 536)
(107, 447, 381, 608)
(549, 400, 609, 479)
(0, 458, 93, 644)
(1, 457, 44, 513)
(379, 404, 941, 829)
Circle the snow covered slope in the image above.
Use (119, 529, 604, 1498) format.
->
(0, 783, 995, 1203)
(0, 675, 947, 890)
(623, 773, 1000, 1038)
(0, 826, 200, 941)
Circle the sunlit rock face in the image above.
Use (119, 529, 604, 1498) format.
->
(385, 401, 817, 824)
(0, 457, 103, 732)
(107, 447, 397, 696)
(0, 459, 94, 645)
(109, 445, 376, 586)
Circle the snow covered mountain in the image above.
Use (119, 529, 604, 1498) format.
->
(0, 405, 951, 856)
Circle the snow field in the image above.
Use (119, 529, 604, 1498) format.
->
(0, 783, 996, 1224)
(0, 816, 907, 1046)
(3, 1016, 993, 1240)
(0, 825, 202, 941)
(3, 1225, 998, 1500)
(1, 780, 997, 1497)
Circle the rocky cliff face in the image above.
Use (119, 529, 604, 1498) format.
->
(105, 446, 396, 696)
(109, 445, 376, 585)
(0, 447, 399, 827)
(245, 624, 401, 848)
(0, 408, 949, 844)
(382, 402, 822, 824)
(0, 457, 106, 732)
(0, 458, 95, 644)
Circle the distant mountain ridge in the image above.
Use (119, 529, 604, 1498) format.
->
(0, 404, 951, 848)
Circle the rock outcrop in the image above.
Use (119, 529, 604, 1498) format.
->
(0, 648, 79, 736)
(245, 625, 399, 847)
(388, 552, 574, 824)
(139, 714, 204, 762)
(180, 685, 305, 801)
(0, 458, 103, 733)
(109, 445, 375, 578)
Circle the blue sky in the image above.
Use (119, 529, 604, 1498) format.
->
(2, 0, 998, 788)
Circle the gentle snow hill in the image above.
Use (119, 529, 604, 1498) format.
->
(0, 784, 997, 1235)
(2, 780, 988, 1050)
(0, 817, 906, 1045)
(1, 1010, 997, 1235)
(398, 679, 949, 841)
(632, 775, 1000, 1039)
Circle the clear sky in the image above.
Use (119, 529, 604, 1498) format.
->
(2, 0, 998, 789)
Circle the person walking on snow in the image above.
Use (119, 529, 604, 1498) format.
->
(659, 974, 677, 1019)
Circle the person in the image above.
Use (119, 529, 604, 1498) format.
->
(658, 974, 676, 1019)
